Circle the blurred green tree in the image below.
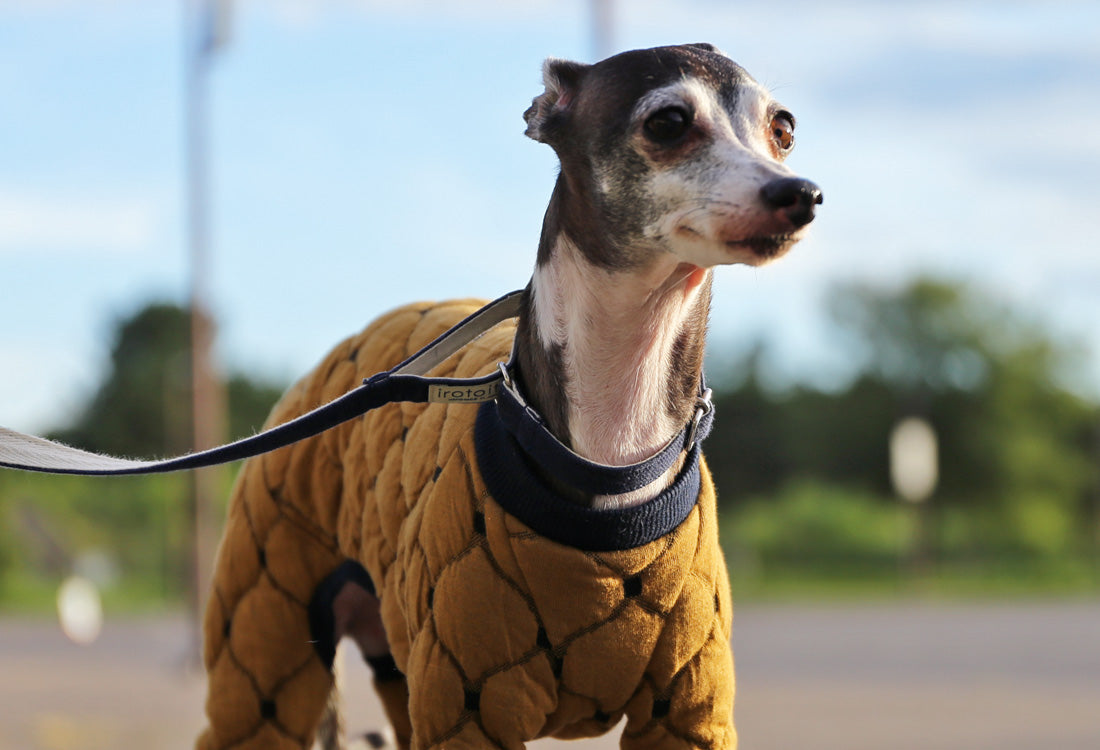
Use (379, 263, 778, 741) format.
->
(48, 302, 286, 457)
(1, 302, 287, 603)
(707, 277, 1099, 560)
(829, 279, 1096, 550)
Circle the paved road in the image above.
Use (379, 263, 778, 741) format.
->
(1, 601, 1098, 749)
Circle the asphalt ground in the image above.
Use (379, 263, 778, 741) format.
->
(1, 601, 1098, 749)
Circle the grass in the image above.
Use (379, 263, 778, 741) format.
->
(0, 573, 185, 616)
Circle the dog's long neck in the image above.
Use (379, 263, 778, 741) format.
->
(515, 182, 712, 509)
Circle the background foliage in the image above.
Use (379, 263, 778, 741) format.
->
(0, 303, 283, 609)
(2, 278, 1098, 608)
(706, 278, 1100, 594)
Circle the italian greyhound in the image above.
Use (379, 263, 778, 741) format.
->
(197, 43, 820, 750)
(517, 42, 820, 509)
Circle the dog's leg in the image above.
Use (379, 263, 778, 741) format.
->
(619, 610, 736, 750)
(309, 560, 412, 750)
(196, 463, 344, 750)
(619, 467, 737, 750)
(314, 672, 345, 750)
(370, 676, 412, 750)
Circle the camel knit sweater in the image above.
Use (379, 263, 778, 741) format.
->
(197, 298, 736, 750)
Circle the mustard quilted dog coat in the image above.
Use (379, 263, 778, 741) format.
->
(196, 298, 735, 749)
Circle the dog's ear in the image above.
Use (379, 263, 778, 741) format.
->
(524, 57, 589, 143)
(685, 42, 728, 57)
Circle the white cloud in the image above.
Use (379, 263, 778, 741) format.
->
(0, 190, 158, 255)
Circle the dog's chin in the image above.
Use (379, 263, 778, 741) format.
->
(665, 227, 804, 269)
(723, 234, 799, 266)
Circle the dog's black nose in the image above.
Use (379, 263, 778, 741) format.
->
(760, 177, 823, 229)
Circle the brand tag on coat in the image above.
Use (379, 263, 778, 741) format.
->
(428, 382, 500, 404)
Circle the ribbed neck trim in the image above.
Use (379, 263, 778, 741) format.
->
(474, 400, 703, 551)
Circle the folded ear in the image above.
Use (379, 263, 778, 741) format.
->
(686, 42, 728, 57)
(523, 57, 589, 143)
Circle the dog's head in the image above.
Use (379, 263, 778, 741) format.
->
(525, 43, 822, 270)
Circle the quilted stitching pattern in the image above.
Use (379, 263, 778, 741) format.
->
(197, 299, 735, 750)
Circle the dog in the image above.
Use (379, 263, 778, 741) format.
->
(195, 43, 820, 750)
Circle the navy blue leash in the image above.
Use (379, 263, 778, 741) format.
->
(0, 288, 713, 498)
(0, 291, 523, 476)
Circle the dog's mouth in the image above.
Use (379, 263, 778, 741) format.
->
(724, 234, 797, 260)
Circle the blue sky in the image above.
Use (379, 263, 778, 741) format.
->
(1, 0, 1098, 433)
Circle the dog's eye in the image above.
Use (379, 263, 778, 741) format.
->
(644, 107, 692, 143)
(770, 113, 795, 153)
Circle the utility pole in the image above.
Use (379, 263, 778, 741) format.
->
(184, 0, 230, 662)
(591, 0, 614, 60)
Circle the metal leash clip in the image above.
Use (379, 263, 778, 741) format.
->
(685, 387, 714, 452)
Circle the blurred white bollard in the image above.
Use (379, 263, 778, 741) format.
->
(890, 417, 938, 503)
(57, 575, 103, 645)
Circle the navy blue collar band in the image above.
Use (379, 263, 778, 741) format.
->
(493, 367, 713, 497)
(474, 398, 707, 551)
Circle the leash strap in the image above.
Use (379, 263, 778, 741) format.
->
(0, 291, 524, 476)
(0, 287, 715, 498)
